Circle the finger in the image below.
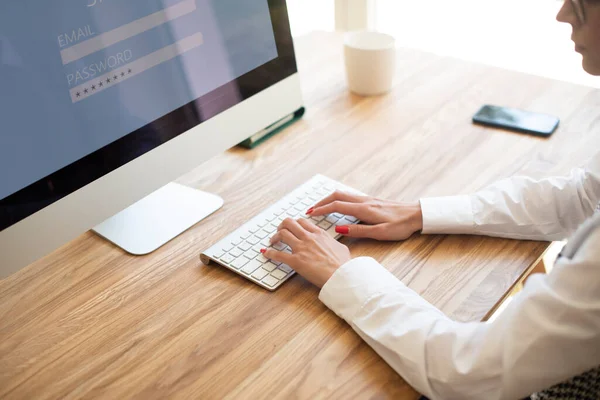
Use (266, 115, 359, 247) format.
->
(335, 223, 391, 240)
(269, 232, 281, 245)
(278, 218, 309, 240)
(262, 248, 294, 265)
(307, 190, 368, 214)
(297, 217, 320, 233)
(270, 229, 300, 248)
(310, 201, 368, 219)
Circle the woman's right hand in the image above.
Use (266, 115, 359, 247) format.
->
(307, 191, 424, 241)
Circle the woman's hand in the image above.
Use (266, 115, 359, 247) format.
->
(261, 218, 351, 288)
(307, 191, 423, 241)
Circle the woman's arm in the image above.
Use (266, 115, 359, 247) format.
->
(320, 227, 600, 400)
(421, 153, 600, 241)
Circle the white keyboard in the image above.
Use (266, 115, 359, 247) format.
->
(200, 174, 364, 291)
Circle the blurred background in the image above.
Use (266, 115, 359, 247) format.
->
(287, 0, 600, 89)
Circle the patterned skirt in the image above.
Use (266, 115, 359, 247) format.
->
(531, 366, 600, 400)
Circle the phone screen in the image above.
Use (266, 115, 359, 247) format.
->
(472, 105, 559, 137)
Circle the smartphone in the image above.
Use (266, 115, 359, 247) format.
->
(472, 105, 559, 137)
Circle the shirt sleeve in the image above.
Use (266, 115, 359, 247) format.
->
(420, 153, 600, 241)
(319, 237, 600, 400)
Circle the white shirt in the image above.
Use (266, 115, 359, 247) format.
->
(319, 153, 600, 400)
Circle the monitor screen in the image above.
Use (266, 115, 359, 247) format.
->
(0, 0, 297, 231)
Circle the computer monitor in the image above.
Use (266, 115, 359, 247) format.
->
(0, 0, 303, 278)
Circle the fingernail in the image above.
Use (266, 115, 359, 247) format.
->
(335, 226, 350, 235)
(306, 207, 314, 215)
(260, 248, 267, 254)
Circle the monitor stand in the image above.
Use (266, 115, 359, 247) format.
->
(92, 183, 223, 255)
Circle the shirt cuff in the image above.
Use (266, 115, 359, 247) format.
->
(420, 195, 475, 235)
(319, 257, 409, 321)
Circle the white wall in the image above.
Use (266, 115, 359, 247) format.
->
(287, 0, 599, 88)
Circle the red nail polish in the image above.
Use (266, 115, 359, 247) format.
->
(335, 226, 350, 235)
(260, 248, 267, 254)
(306, 207, 314, 215)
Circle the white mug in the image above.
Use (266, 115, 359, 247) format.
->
(344, 31, 396, 96)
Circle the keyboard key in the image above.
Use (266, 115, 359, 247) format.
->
(283, 247, 292, 254)
(256, 254, 269, 263)
(241, 260, 262, 275)
(214, 249, 225, 258)
(271, 269, 288, 280)
(243, 250, 258, 260)
(220, 254, 234, 264)
(222, 242, 234, 252)
(344, 216, 358, 223)
(264, 224, 277, 233)
(247, 236, 261, 245)
(252, 243, 264, 253)
(273, 242, 287, 251)
(238, 242, 252, 251)
(335, 218, 349, 226)
(332, 213, 344, 218)
(294, 204, 305, 211)
(301, 199, 312, 206)
(251, 268, 269, 280)
(248, 225, 260, 233)
(263, 262, 278, 272)
(240, 230, 251, 239)
(279, 264, 293, 273)
(230, 247, 243, 258)
(325, 215, 339, 224)
(273, 207, 286, 215)
(311, 215, 325, 222)
(307, 218, 319, 226)
(260, 238, 271, 247)
(255, 230, 270, 239)
(286, 209, 299, 217)
(231, 238, 242, 246)
(271, 259, 282, 266)
(262, 275, 279, 288)
(318, 220, 332, 230)
(257, 220, 269, 228)
(231, 257, 249, 269)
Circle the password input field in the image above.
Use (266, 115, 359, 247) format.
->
(60, 0, 197, 65)
(69, 32, 204, 103)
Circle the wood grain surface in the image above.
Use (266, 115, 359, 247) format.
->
(2, 31, 600, 399)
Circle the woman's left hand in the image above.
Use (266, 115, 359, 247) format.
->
(261, 218, 351, 288)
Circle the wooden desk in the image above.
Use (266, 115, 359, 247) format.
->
(2, 32, 600, 399)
